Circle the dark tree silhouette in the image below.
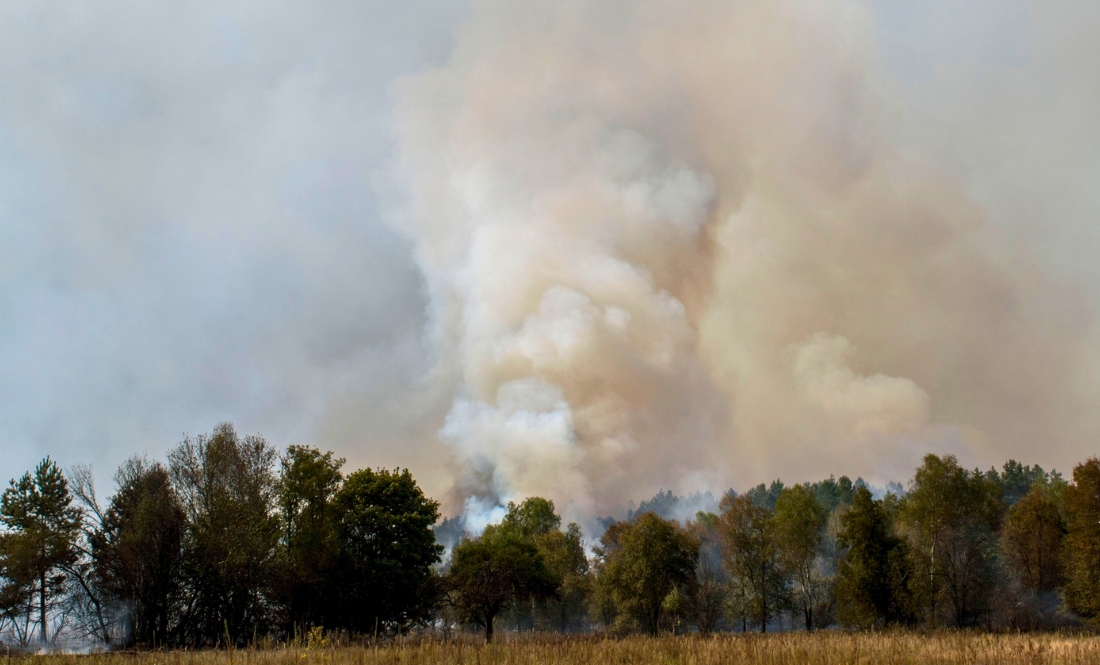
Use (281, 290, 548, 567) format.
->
(86, 458, 185, 646)
(276, 446, 344, 635)
(169, 423, 279, 646)
(333, 468, 442, 634)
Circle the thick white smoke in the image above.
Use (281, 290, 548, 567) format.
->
(390, 0, 1093, 527)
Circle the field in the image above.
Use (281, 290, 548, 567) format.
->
(20, 633, 1100, 665)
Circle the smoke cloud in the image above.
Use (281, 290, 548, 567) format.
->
(2, 1, 1098, 530)
(391, 0, 1094, 527)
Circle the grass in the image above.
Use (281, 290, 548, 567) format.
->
(17, 632, 1100, 665)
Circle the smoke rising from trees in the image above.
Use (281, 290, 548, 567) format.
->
(391, 0, 1095, 526)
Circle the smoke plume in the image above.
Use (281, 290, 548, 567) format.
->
(391, 0, 1093, 528)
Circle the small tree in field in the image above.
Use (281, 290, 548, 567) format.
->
(592, 513, 697, 634)
(447, 524, 556, 642)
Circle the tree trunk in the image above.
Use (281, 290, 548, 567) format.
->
(485, 615, 494, 643)
(760, 587, 767, 633)
(39, 571, 47, 646)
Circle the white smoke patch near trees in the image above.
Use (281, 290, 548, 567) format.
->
(391, 0, 1094, 526)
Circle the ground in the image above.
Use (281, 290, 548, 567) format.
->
(18, 632, 1100, 665)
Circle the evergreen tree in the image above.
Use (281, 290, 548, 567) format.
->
(807, 476, 857, 513)
(834, 487, 911, 628)
(0, 458, 82, 645)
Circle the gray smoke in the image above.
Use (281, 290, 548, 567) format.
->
(390, 0, 1097, 529)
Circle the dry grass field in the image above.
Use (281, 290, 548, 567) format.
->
(19, 633, 1100, 665)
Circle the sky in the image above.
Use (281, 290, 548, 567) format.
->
(1, 0, 1098, 523)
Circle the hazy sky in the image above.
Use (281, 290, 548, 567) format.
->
(1, 1, 1098, 516)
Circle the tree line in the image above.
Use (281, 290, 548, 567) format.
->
(3, 423, 1100, 647)
(0, 424, 440, 648)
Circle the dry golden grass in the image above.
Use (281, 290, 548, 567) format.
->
(17, 633, 1100, 665)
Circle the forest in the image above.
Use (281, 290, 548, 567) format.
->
(1, 422, 1099, 649)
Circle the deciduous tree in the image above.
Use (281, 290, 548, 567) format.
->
(276, 446, 344, 634)
(448, 524, 556, 642)
(332, 468, 442, 634)
(85, 458, 185, 646)
(898, 454, 1002, 628)
(1002, 485, 1064, 592)
(1063, 458, 1100, 623)
(718, 495, 787, 632)
(773, 485, 828, 630)
(684, 512, 728, 635)
(168, 423, 279, 645)
(592, 513, 697, 634)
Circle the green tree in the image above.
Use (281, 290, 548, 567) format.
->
(0, 458, 82, 645)
(684, 512, 728, 635)
(496, 498, 590, 632)
(531, 524, 589, 631)
(448, 523, 557, 642)
(1062, 458, 1100, 622)
(834, 486, 912, 628)
(746, 481, 785, 510)
(773, 485, 828, 630)
(993, 460, 1060, 508)
(588, 521, 624, 630)
(898, 454, 1002, 628)
(807, 476, 856, 513)
(168, 423, 279, 645)
(592, 513, 697, 634)
(501, 497, 560, 539)
(0, 549, 34, 645)
(332, 468, 442, 634)
(718, 494, 787, 632)
(276, 446, 344, 634)
(85, 458, 185, 646)
(1002, 484, 1064, 592)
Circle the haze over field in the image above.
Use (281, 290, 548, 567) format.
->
(2, 0, 1099, 528)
